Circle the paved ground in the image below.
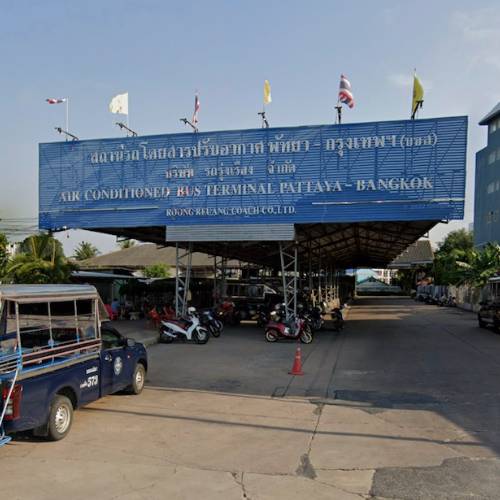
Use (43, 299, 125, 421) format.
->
(3, 297, 500, 499)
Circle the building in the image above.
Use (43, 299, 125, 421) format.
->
(387, 239, 434, 270)
(475, 103, 500, 247)
(372, 268, 396, 284)
(78, 243, 251, 278)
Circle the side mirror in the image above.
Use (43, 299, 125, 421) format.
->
(126, 338, 136, 347)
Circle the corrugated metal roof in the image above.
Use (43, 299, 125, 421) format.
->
(479, 102, 500, 125)
(388, 239, 434, 268)
(78, 243, 244, 270)
(165, 224, 295, 242)
(0, 284, 97, 301)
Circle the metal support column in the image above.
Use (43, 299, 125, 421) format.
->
(175, 242, 193, 317)
(213, 255, 227, 306)
(279, 242, 298, 321)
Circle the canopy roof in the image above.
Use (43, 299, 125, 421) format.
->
(0, 284, 98, 303)
(90, 220, 437, 269)
(388, 239, 434, 269)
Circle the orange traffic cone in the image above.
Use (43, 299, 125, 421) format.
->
(289, 344, 304, 375)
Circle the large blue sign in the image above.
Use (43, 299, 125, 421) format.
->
(39, 116, 467, 230)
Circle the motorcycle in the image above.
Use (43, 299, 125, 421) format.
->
(216, 306, 241, 326)
(265, 308, 313, 344)
(331, 307, 344, 331)
(199, 309, 223, 337)
(309, 306, 325, 331)
(159, 307, 209, 344)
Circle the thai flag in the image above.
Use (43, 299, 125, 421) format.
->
(192, 93, 200, 125)
(338, 75, 354, 109)
(46, 98, 66, 104)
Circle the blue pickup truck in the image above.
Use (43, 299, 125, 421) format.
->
(0, 285, 148, 444)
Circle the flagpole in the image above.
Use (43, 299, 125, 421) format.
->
(65, 98, 69, 141)
(335, 102, 342, 125)
(126, 95, 129, 130)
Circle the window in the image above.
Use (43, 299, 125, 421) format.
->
(488, 151, 496, 165)
(487, 182, 495, 194)
(101, 327, 123, 349)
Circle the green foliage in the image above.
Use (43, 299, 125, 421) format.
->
(118, 239, 136, 250)
(393, 269, 416, 292)
(437, 229, 474, 255)
(5, 234, 76, 284)
(433, 229, 475, 285)
(0, 232, 8, 278)
(73, 241, 99, 261)
(143, 263, 170, 278)
(433, 229, 500, 288)
(456, 243, 500, 288)
(19, 233, 65, 259)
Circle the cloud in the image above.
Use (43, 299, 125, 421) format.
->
(451, 7, 500, 71)
(387, 73, 432, 92)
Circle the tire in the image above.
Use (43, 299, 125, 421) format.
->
(47, 395, 73, 441)
(300, 330, 313, 344)
(214, 320, 224, 332)
(129, 363, 146, 395)
(478, 315, 487, 328)
(194, 327, 209, 344)
(159, 327, 174, 343)
(209, 324, 221, 338)
(265, 329, 278, 342)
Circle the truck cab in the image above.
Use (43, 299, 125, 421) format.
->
(0, 285, 147, 444)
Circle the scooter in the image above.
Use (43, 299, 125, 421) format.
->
(199, 309, 223, 337)
(331, 307, 344, 331)
(265, 308, 313, 344)
(159, 307, 209, 344)
(308, 306, 325, 331)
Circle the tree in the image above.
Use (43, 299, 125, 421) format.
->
(143, 263, 170, 278)
(5, 234, 76, 284)
(73, 241, 99, 261)
(437, 229, 473, 255)
(0, 232, 8, 278)
(118, 239, 136, 250)
(457, 243, 500, 288)
(433, 229, 474, 285)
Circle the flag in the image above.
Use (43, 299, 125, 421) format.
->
(46, 98, 66, 104)
(338, 75, 354, 108)
(192, 93, 200, 125)
(411, 73, 424, 118)
(109, 92, 128, 115)
(264, 80, 272, 105)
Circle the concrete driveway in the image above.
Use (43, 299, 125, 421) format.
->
(2, 297, 500, 499)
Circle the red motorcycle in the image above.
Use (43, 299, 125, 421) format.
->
(264, 310, 313, 344)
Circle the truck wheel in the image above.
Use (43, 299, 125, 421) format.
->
(129, 363, 146, 394)
(47, 395, 73, 441)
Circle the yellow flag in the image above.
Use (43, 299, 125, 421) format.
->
(264, 80, 272, 105)
(412, 74, 424, 117)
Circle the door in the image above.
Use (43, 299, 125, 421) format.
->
(100, 326, 131, 395)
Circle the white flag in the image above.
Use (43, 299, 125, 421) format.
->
(109, 92, 128, 115)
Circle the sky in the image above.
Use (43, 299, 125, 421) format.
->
(1, 0, 499, 257)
